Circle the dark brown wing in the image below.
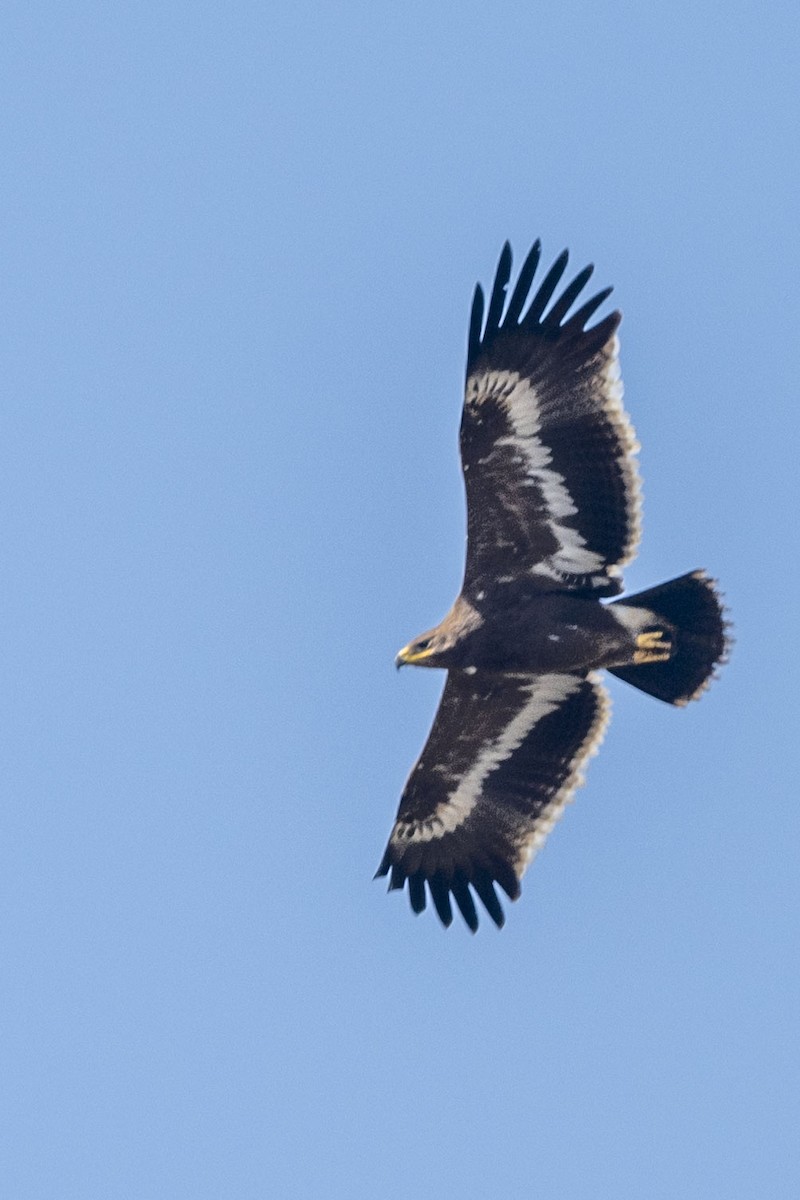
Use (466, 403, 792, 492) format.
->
(460, 241, 641, 601)
(376, 670, 610, 930)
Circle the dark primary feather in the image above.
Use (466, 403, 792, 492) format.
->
(408, 873, 426, 914)
(521, 247, 569, 327)
(543, 263, 595, 331)
(471, 869, 505, 928)
(428, 875, 454, 927)
(467, 284, 485, 364)
(451, 873, 479, 933)
(562, 286, 614, 335)
(484, 241, 513, 338)
(466, 241, 618, 372)
(504, 240, 542, 327)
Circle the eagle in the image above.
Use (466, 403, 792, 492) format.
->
(376, 239, 729, 932)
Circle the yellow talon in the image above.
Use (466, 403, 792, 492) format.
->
(637, 630, 669, 651)
(633, 629, 672, 664)
(633, 648, 671, 664)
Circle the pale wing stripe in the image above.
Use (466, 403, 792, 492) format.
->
(468, 368, 605, 576)
(515, 672, 611, 874)
(391, 673, 581, 845)
(467, 337, 642, 578)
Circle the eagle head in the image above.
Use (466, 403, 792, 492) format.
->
(395, 598, 483, 669)
(395, 627, 453, 668)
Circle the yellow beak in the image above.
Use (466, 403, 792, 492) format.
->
(395, 642, 435, 668)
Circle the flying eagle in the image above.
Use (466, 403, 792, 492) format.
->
(376, 240, 729, 931)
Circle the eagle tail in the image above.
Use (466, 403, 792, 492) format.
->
(608, 570, 730, 705)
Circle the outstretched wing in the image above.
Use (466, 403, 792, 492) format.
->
(461, 241, 641, 600)
(376, 670, 610, 930)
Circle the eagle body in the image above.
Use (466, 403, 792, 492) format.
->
(403, 590, 648, 675)
(378, 240, 729, 932)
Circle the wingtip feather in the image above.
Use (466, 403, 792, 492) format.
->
(429, 875, 454, 928)
(484, 242, 514, 339)
(543, 263, 595, 330)
(524, 248, 570, 325)
(451, 874, 479, 932)
(467, 282, 485, 360)
(373, 849, 391, 880)
(505, 239, 542, 326)
(563, 287, 616, 333)
(408, 873, 427, 914)
(473, 870, 506, 928)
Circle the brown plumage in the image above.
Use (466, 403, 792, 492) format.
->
(377, 241, 730, 931)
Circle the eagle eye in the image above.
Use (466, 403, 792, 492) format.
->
(416, 639, 432, 652)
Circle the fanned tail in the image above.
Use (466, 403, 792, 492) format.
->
(609, 570, 730, 705)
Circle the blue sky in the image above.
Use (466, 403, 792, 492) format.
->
(1, 2, 798, 1197)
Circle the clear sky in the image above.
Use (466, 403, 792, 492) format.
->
(1, 2, 798, 1197)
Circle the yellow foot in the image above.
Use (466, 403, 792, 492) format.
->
(633, 629, 672, 665)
